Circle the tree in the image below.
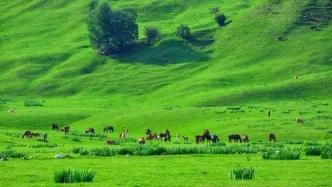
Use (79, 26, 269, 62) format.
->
(144, 27, 160, 45)
(175, 24, 191, 41)
(88, 2, 138, 55)
(215, 14, 227, 27)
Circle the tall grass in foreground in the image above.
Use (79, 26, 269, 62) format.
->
(230, 166, 255, 180)
(72, 145, 259, 157)
(262, 149, 301, 160)
(0, 149, 28, 159)
(305, 146, 322, 156)
(54, 169, 95, 183)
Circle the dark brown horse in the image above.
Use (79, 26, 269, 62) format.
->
(210, 135, 219, 143)
(51, 123, 59, 131)
(64, 125, 70, 135)
(138, 137, 145, 145)
(145, 129, 152, 135)
(242, 135, 249, 143)
(85, 128, 95, 135)
(195, 135, 204, 144)
(269, 133, 276, 142)
(22, 130, 32, 139)
(105, 139, 116, 145)
(31, 132, 40, 138)
(296, 117, 304, 125)
(146, 131, 158, 141)
(104, 126, 114, 133)
(159, 129, 171, 142)
(229, 134, 242, 143)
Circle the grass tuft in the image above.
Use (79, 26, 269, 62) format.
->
(230, 166, 255, 180)
(54, 169, 95, 183)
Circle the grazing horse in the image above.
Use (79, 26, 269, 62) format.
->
(145, 129, 152, 135)
(104, 126, 114, 133)
(64, 125, 70, 135)
(229, 134, 242, 143)
(138, 137, 145, 145)
(210, 135, 219, 143)
(105, 139, 116, 145)
(296, 117, 304, 125)
(195, 135, 204, 144)
(85, 128, 95, 135)
(51, 123, 59, 131)
(202, 129, 211, 143)
(242, 135, 249, 143)
(31, 132, 40, 138)
(43, 133, 48, 142)
(269, 133, 276, 142)
(164, 129, 171, 142)
(146, 131, 158, 141)
(22, 130, 32, 139)
(183, 136, 189, 143)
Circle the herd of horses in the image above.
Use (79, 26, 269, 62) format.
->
(21, 123, 277, 145)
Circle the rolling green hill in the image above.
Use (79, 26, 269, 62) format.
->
(0, 0, 331, 138)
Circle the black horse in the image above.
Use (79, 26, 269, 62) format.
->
(51, 123, 59, 131)
(104, 126, 114, 133)
(159, 129, 171, 142)
(269, 133, 276, 142)
(210, 135, 219, 143)
(229, 134, 242, 143)
(242, 135, 249, 143)
(145, 129, 152, 135)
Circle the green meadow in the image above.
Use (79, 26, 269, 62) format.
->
(0, 0, 332, 186)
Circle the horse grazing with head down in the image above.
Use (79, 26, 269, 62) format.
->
(229, 134, 242, 143)
(51, 123, 59, 131)
(138, 137, 145, 145)
(104, 126, 114, 133)
(85, 128, 95, 135)
(269, 133, 276, 142)
(242, 135, 249, 143)
(210, 135, 219, 143)
(22, 130, 32, 139)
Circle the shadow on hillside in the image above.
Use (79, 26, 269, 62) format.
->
(113, 38, 212, 65)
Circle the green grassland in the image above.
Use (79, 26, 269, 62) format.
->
(0, 0, 332, 186)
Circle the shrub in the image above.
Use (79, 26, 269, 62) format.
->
(88, 2, 138, 55)
(230, 166, 255, 180)
(144, 27, 160, 45)
(72, 138, 81, 142)
(29, 143, 57, 148)
(54, 169, 95, 183)
(262, 149, 301, 160)
(176, 24, 191, 41)
(215, 14, 227, 26)
(24, 100, 43, 107)
(305, 146, 322, 156)
(0, 149, 28, 159)
(321, 149, 332, 159)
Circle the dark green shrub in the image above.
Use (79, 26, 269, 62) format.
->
(176, 24, 191, 41)
(215, 14, 227, 26)
(0, 149, 28, 159)
(230, 166, 255, 180)
(262, 149, 301, 160)
(321, 150, 332, 159)
(54, 169, 95, 183)
(305, 146, 322, 156)
(88, 2, 138, 55)
(144, 27, 160, 45)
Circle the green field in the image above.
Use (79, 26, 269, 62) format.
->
(0, 0, 332, 186)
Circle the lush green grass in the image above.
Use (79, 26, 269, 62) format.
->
(0, 0, 331, 186)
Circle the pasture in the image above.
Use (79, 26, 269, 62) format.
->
(0, 0, 332, 186)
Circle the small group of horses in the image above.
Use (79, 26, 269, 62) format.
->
(21, 122, 278, 145)
(22, 130, 47, 142)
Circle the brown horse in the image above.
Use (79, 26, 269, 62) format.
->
(51, 123, 59, 131)
(85, 128, 95, 135)
(159, 129, 171, 142)
(31, 132, 40, 138)
(105, 139, 116, 145)
(104, 126, 114, 133)
(22, 130, 32, 139)
(269, 133, 276, 142)
(138, 137, 145, 145)
(229, 134, 242, 143)
(296, 117, 304, 125)
(64, 125, 70, 135)
(195, 135, 204, 144)
(242, 135, 249, 143)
